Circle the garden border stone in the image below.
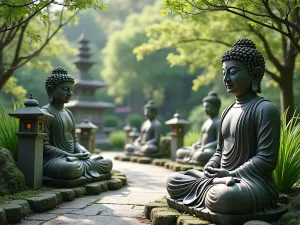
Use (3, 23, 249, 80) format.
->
(0, 173, 127, 223)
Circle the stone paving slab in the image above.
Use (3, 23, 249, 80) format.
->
(43, 214, 149, 225)
(70, 203, 144, 217)
(18, 151, 172, 225)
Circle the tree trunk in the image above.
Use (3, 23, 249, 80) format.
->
(279, 71, 294, 122)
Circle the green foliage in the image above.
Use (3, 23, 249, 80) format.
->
(109, 130, 126, 149)
(273, 110, 300, 192)
(184, 131, 200, 146)
(0, 101, 23, 161)
(127, 114, 145, 130)
(104, 115, 120, 128)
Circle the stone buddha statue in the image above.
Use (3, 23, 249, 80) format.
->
(166, 39, 286, 224)
(176, 92, 221, 166)
(125, 100, 162, 156)
(42, 67, 112, 186)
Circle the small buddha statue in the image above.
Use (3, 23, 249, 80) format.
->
(125, 100, 162, 156)
(42, 67, 112, 184)
(166, 39, 286, 224)
(176, 92, 221, 166)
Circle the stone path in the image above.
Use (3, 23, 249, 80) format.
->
(17, 151, 173, 225)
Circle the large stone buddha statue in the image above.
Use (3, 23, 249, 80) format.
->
(166, 39, 286, 224)
(176, 92, 221, 166)
(125, 100, 162, 156)
(42, 67, 112, 186)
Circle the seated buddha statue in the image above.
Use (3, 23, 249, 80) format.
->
(176, 92, 221, 166)
(42, 67, 112, 185)
(125, 100, 162, 157)
(166, 39, 286, 224)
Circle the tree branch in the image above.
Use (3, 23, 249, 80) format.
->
(265, 69, 280, 84)
(0, 0, 53, 32)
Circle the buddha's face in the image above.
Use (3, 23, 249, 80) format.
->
(222, 60, 252, 97)
(52, 81, 74, 104)
(144, 108, 156, 120)
(203, 101, 217, 117)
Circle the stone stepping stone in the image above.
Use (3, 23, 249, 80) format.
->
(182, 220, 209, 225)
(119, 155, 131, 161)
(244, 221, 272, 225)
(0, 203, 23, 223)
(72, 187, 86, 197)
(39, 192, 62, 205)
(26, 193, 57, 212)
(177, 216, 197, 225)
(137, 157, 152, 164)
(0, 208, 5, 225)
(150, 207, 170, 221)
(52, 189, 75, 202)
(85, 181, 108, 195)
(108, 178, 123, 190)
(8, 199, 31, 216)
(144, 202, 168, 219)
(152, 210, 178, 225)
(112, 175, 127, 186)
(130, 156, 139, 162)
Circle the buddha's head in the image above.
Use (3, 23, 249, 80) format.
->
(221, 39, 265, 96)
(45, 67, 75, 104)
(202, 91, 221, 117)
(144, 100, 158, 120)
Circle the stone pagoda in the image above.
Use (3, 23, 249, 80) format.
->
(66, 32, 114, 149)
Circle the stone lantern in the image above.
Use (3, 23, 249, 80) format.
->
(129, 127, 140, 143)
(77, 119, 98, 153)
(9, 94, 53, 189)
(123, 124, 132, 144)
(165, 113, 189, 161)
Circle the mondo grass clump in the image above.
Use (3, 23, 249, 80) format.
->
(273, 110, 300, 192)
(184, 130, 200, 146)
(0, 101, 23, 161)
(109, 130, 126, 149)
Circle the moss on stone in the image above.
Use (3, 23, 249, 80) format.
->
(0, 148, 25, 196)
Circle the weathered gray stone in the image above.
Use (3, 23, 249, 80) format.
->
(177, 216, 197, 225)
(53, 189, 75, 201)
(182, 219, 209, 225)
(0, 203, 23, 223)
(152, 210, 178, 225)
(0, 208, 6, 225)
(137, 157, 152, 164)
(112, 172, 126, 177)
(85, 182, 103, 195)
(72, 187, 86, 197)
(39, 192, 62, 205)
(107, 178, 122, 190)
(0, 148, 25, 196)
(8, 199, 31, 216)
(114, 155, 120, 160)
(119, 156, 130, 161)
(244, 221, 272, 225)
(112, 175, 127, 186)
(26, 194, 57, 212)
(145, 202, 168, 219)
(150, 207, 170, 221)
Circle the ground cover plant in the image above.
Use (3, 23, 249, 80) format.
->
(109, 130, 126, 149)
(273, 110, 300, 192)
(0, 101, 23, 161)
(184, 131, 200, 147)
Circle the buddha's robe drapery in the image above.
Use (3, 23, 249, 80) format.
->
(42, 104, 112, 180)
(167, 97, 280, 214)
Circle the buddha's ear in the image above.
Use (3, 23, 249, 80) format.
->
(252, 67, 264, 93)
(47, 87, 54, 103)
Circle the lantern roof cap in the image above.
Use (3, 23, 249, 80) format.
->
(123, 124, 132, 131)
(129, 127, 139, 137)
(9, 94, 53, 120)
(165, 113, 189, 125)
(77, 119, 98, 129)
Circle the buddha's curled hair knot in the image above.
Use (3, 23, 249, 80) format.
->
(45, 67, 75, 93)
(221, 38, 265, 76)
